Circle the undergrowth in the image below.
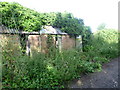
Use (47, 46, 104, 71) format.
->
(1, 29, 119, 88)
(2, 50, 104, 88)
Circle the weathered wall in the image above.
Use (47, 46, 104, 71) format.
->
(0, 26, 79, 56)
(62, 35, 76, 50)
(28, 35, 49, 54)
(27, 34, 76, 54)
(0, 26, 21, 57)
(0, 34, 21, 57)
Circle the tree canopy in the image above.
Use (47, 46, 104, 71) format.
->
(1, 2, 90, 33)
(0, 2, 42, 31)
(1, 2, 92, 46)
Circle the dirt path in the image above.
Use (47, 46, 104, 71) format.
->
(68, 57, 119, 88)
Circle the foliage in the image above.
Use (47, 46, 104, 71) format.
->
(1, 2, 84, 34)
(0, 2, 42, 31)
(1, 1, 119, 89)
(0, 35, 102, 88)
(84, 29, 119, 59)
(1, 28, 119, 88)
(0, 3, 90, 36)
(52, 12, 84, 35)
(2, 49, 103, 88)
(82, 26, 92, 51)
(1, 2, 92, 47)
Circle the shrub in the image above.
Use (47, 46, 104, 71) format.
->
(1, 29, 119, 88)
(2, 48, 104, 88)
(88, 29, 119, 59)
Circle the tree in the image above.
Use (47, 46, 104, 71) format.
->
(1, 2, 92, 49)
(1, 2, 86, 35)
(52, 12, 84, 36)
(82, 26, 92, 51)
(1, 2, 42, 31)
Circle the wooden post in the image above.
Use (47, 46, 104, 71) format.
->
(39, 35, 42, 52)
(58, 35, 62, 52)
(26, 35, 31, 56)
(76, 35, 82, 51)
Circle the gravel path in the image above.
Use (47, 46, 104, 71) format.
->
(68, 57, 119, 88)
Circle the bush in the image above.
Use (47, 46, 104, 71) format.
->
(87, 29, 119, 59)
(2, 48, 104, 88)
(1, 29, 119, 88)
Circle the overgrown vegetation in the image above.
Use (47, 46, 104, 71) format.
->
(0, 2, 85, 34)
(84, 29, 119, 59)
(1, 29, 119, 88)
(1, 49, 103, 88)
(0, 1, 91, 48)
(0, 1, 119, 89)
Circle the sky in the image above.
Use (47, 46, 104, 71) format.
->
(1, 0, 119, 32)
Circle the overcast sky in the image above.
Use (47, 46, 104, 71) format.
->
(1, 0, 119, 32)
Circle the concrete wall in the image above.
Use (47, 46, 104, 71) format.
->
(27, 35, 49, 54)
(0, 34, 21, 57)
(62, 35, 76, 50)
(0, 26, 81, 56)
(27, 34, 76, 55)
